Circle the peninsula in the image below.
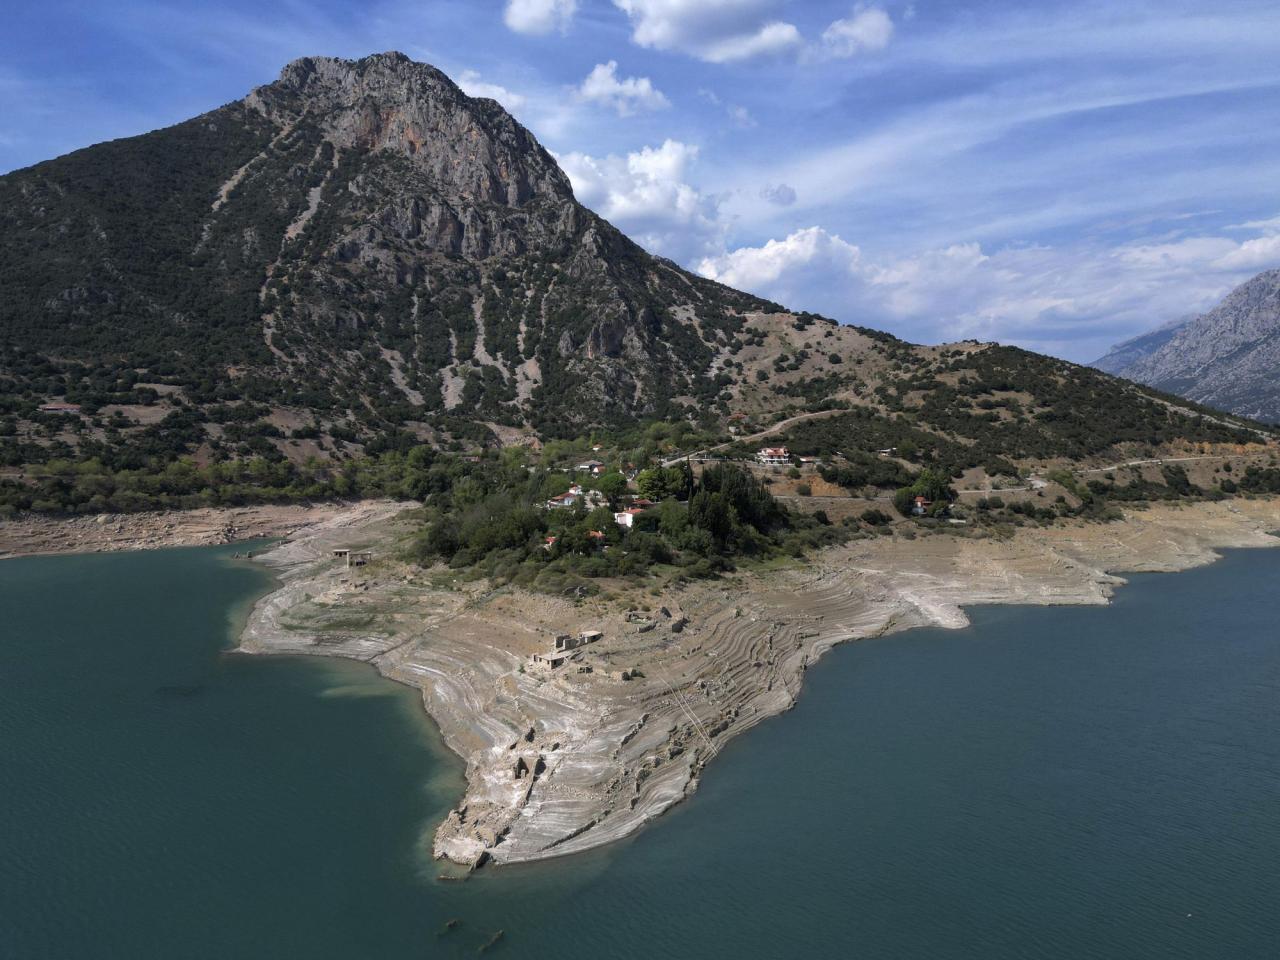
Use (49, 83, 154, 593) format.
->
(236, 495, 1280, 867)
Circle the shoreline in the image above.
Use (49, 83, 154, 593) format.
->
(0, 501, 373, 560)
(232, 496, 1280, 868)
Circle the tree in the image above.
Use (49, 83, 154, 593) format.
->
(596, 471, 628, 499)
(636, 465, 692, 502)
(894, 467, 956, 517)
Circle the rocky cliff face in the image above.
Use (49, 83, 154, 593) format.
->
(1096, 270, 1280, 423)
(0, 52, 773, 437)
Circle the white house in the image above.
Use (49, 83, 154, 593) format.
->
(613, 507, 645, 528)
(545, 484, 584, 509)
(757, 446, 791, 465)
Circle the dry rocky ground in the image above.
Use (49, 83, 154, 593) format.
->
(0, 502, 371, 559)
(234, 496, 1280, 868)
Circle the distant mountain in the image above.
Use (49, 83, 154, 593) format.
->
(1094, 269, 1280, 423)
(0, 52, 1271, 497)
(1092, 316, 1191, 375)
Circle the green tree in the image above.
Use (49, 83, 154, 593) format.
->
(596, 471, 628, 499)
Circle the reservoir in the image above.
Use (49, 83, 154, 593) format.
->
(2, 542, 1278, 958)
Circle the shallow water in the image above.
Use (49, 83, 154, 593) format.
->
(2, 543, 1278, 958)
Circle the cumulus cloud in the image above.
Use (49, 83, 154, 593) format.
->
(820, 7, 894, 58)
(577, 61, 669, 116)
(613, 0, 801, 62)
(697, 224, 1280, 359)
(504, 0, 577, 35)
(456, 70, 527, 112)
(699, 226, 861, 291)
(557, 139, 722, 260)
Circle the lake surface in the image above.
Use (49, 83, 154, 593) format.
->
(2, 543, 1278, 959)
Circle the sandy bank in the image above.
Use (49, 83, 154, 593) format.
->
(236, 498, 1280, 868)
(0, 501, 377, 560)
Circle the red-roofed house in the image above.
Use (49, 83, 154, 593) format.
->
(613, 507, 645, 528)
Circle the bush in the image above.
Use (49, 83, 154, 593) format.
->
(860, 508, 891, 526)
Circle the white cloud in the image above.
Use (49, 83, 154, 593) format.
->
(696, 224, 1280, 359)
(701, 21, 802, 62)
(456, 70, 527, 112)
(613, 0, 801, 62)
(1214, 234, 1280, 271)
(504, 0, 577, 35)
(820, 7, 894, 58)
(1231, 214, 1280, 233)
(699, 226, 861, 289)
(558, 139, 722, 260)
(577, 61, 669, 116)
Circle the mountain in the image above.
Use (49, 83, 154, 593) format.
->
(0, 52, 777, 440)
(1094, 269, 1280, 423)
(0, 52, 1273, 510)
(1092, 316, 1190, 375)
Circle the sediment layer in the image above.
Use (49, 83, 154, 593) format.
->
(236, 499, 1280, 866)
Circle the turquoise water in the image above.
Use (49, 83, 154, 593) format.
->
(2, 543, 1279, 958)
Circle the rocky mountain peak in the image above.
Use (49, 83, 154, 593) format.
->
(248, 51, 572, 208)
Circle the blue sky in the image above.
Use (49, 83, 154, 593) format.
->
(4, 0, 1280, 361)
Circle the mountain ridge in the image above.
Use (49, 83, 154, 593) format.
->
(1093, 269, 1280, 423)
(1, 52, 1275, 517)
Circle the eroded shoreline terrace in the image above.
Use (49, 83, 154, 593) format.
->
(233, 497, 1280, 867)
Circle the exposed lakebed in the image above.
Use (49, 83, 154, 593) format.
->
(2, 543, 1278, 958)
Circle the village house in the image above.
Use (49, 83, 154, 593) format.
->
(556, 630, 603, 652)
(545, 484, 585, 509)
(530, 649, 574, 672)
(613, 507, 645, 528)
(531, 629, 605, 672)
(911, 495, 933, 516)
(756, 446, 791, 465)
(575, 459, 606, 476)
